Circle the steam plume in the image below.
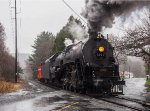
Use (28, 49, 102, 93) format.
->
(69, 20, 88, 43)
(64, 20, 88, 47)
(82, 0, 150, 32)
(64, 38, 73, 46)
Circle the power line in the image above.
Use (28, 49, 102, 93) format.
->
(62, 0, 88, 25)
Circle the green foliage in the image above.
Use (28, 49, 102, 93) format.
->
(29, 15, 86, 79)
(52, 16, 73, 54)
(52, 15, 85, 54)
(145, 79, 150, 92)
(147, 87, 150, 92)
(145, 66, 150, 75)
(52, 26, 72, 54)
(29, 31, 55, 78)
(146, 79, 150, 84)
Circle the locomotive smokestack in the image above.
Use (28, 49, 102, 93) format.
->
(88, 29, 97, 39)
(82, 0, 150, 34)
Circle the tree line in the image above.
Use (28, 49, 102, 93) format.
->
(0, 11, 149, 81)
(29, 16, 85, 78)
(120, 10, 150, 75)
(28, 12, 150, 79)
(0, 23, 22, 82)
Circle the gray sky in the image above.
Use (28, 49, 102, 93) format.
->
(0, 0, 85, 54)
(0, 0, 147, 54)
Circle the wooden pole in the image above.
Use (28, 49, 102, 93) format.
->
(15, 0, 18, 83)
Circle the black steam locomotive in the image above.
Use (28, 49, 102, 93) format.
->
(38, 31, 125, 95)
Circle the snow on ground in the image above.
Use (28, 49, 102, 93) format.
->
(124, 78, 146, 96)
(5, 89, 30, 96)
(0, 92, 63, 111)
(123, 78, 146, 101)
(28, 82, 36, 87)
(0, 80, 55, 105)
(0, 90, 133, 111)
(0, 78, 149, 111)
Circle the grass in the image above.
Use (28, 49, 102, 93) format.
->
(0, 80, 22, 93)
(145, 79, 150, 92)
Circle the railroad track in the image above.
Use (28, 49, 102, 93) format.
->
(29, 80, 61, 90)
(35, 80, 150, 111)
(116, 96, 150, 107)
(99, 96, 150, 111)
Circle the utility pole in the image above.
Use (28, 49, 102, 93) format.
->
(15, 0, 18, 83)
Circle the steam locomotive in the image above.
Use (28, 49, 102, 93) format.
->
(37, 31, 125, 95)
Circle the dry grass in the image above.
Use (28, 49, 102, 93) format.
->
(0, 80, 23, 93)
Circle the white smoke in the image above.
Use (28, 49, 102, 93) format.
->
(64, 38, 73, 47)
(69, 20, 88, 43)
(64, 20, 88, 47)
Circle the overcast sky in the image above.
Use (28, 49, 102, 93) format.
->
(0, 0, 86, 54)
(0, 0, 148, 54)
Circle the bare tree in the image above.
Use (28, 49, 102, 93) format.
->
(109, 35, 127, 66)
(122, 10, 150, 57)
(0, 23, 5, 51)
(1, 52, 15, 81)
(0, 23, 5, 78)
(0, 22, 22, 81)
(120, 9, 150, 75)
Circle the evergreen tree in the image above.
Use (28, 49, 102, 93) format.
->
(29, 16, 86, 79)
(29, 31, 55, 78)
(52, 15, 86, 54)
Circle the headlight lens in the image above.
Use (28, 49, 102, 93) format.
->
(98, 46, 104, 52)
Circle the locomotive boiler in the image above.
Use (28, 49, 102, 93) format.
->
(38, 31, 125, 95)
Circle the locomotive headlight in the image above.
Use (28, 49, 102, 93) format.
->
(98, 46, 104, 52)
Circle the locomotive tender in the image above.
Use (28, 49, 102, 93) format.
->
(38, 31, 125, 95)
